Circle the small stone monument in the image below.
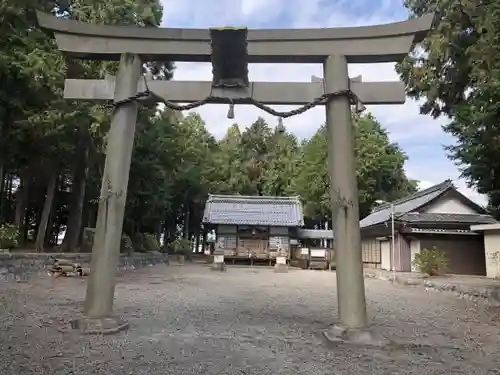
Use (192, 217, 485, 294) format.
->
(211, 248, 227, 271)
(274, 246, 288, 273)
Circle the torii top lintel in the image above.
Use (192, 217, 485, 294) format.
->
(36, 11, 433, 64)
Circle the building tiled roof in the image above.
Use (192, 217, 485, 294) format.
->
(360, 180, 453, 228)
(360, 180, 494, 228)
(397, 212, 497, 224)
(202, 194, 304, 226)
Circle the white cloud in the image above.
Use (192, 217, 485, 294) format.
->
(160, 0, 488, 206)
(411, 168, 488, 207)
(240, 0, 284, 20)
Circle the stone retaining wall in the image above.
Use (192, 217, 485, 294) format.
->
(0, 251, 169, 282)
(419, 278, 500, 305)
(364, 269, 500, 305)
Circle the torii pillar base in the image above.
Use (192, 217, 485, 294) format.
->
(56, 316, 129, 335)
(322, 324, 390, 347)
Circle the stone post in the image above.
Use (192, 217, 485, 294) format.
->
(83, 53, 142, 329)
(323, 55, 368, 329)
(211, 249, 227, 271)
(274, 246, 288, 273)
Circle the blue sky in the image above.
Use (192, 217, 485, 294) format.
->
(160, 0, 486, 205)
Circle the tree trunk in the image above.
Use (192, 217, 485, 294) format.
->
(6, 174, 12, 203)
(6, 174, 12, 200)
(0, 109, 10, 223)
(35, 170, 58, 252)
(3, 174, 12, 222)
(163, 212, 176, 246)
(46, 182, 61, 247)
(195, 229, 200, 253)
(61, 143, 89, 252)
(33, 188, 44, 240)
(45, 205, 55, 247)
(81, 199, 91, 233)
(183, 204, 190, 238)
(162, 226, 167, 249)
(89, 203, 98, 228)
(22, 209, 29, 243)
(0, 163, 5, 223)
(156, 221, 162, 245)
(14, 168, 30, 227)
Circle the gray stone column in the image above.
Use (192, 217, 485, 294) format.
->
(84, 53, 142, 318)
(211, 248, 227, 271)
(323, 55, 368, 329)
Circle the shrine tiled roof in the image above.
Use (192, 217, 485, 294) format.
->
(202, 194, 304, 226)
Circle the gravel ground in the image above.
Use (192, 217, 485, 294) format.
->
(0, 264, 499, 375)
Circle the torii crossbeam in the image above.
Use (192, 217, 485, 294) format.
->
(36, 11, 433, 341)
(64, 76, 406, 105)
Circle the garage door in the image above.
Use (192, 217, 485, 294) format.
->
(419, 236, 485, 276)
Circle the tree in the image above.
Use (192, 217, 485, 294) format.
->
(291, 114, 417, 223)
(204, 123, 244, 194)
(124, 110, 180, 237)
(239, 117, 274, 195)
(261, 130, 300, 197)
(397, 0, 500, 214)
(0, 0, 172, 251)
(206, 118, 275, 196)
(0, 1, 67, 228)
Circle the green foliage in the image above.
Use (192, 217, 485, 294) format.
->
(143, 233, 160, 252)
(412, 247, 448, 276)
(291, 114, 417, 220)
(0, 223, 20, 249)
(132, 233, 147, 253)
(398, 0, 500, 215)
(120, 234, 134, 254)
(171, 238, 191, 254)
(80, 231, 133, 253)
(132, 233, 159, 252)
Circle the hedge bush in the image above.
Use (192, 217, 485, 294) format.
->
(412, 246, 447, 276)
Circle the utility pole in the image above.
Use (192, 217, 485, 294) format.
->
(391, 203, 396, 280)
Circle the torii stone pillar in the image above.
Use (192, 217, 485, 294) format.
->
(84, 53, 141, 323)
(36, 10, 433, 338)
(324, 55, 367, 329)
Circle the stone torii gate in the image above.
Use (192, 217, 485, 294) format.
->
(36, 11, 432, 339)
